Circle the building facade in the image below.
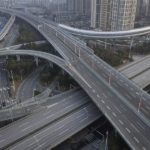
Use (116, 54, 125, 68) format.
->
(66, 0, 91, 16)
(111, 0, 137, 31)
(91, 0, 111, 30)
(91, 0, 137, 31)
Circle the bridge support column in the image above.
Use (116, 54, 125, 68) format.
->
(129, 38, 134, 59)
(6, 55, 8, 60)
(16, 55, 20, 61)
(104, 39, 107, 49)
(49, 62, 53, 68)
(34, 57, 39, 67)
(61, 69, 66, 75)
(146, 34, 150, 40)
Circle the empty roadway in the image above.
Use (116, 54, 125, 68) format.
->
(0, 8, 150, 149)
(0, 89, 93, 149)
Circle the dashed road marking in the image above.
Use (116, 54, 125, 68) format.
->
(133, 137, 139, 143)
(93, 89, 96, 93)
(131, 123, 140, 133)
(119, 120, 124, 125)
(142, 146, 146, 150)
(126, 128, 131, 133)
(107, 106, 111, 110)
(97, 94, 100, 98)
(102, 100, 105, 104)
(112, 112, 117, 117)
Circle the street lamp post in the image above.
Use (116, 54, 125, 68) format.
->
(78, 47, 81, 58)
(138, 90, 143, 113)
(105, 130, 109, 150)
(109, 71, 112, 85)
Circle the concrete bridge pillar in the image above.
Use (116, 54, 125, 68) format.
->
(104, 39, 107, 49)
(146, 34, 150, 40)
(61, 69, 66, 75)
(34, 57, 39, 67)
(6, 55, 8, 60)
(49, 62, 53, 68)
(129, 38, 134, 58)
(16, 55, 20, 61)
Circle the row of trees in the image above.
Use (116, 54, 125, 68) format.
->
(5, 59, 35, 81)
(15, 18, 44, 44)
(133, 41, 150, 54)
(93, 46, 130, 67)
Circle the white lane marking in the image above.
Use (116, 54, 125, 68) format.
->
(66, 104, 74, 109)
(143, 97, 146, 101)
(133, 137, 139, 143)
(120, 104, 127, 111)
(141, 108, 149, 115)
(97, 94, 100, 98)
(101, 100, 105, 104)
(142, 146, 146, 150)
(58, 129, 69, 136)
(93, 89, 96, 93)
(22, 126, 31, 132)
(103, 93, 107, 99)
(119, 120, 124, 125)
(28, 142, 36, 147)
(19, 122, 29, 128)
(46, 114, 54, 119)
(47, 103, 58, 109)
(136, 121, 145, 130)
(112, 112, 117, 117)
(80, 117, 88, 123)
(126, 128, 131, 133)
(106, 106, 111, 110)
(131, 123, 140, 133)
(114, 105, 122, 113)
(76, 114, 85, 119)
(57, 125, 65, 130)
(69, 66, 92, 88)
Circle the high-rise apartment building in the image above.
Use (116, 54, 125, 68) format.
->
(136, 0, 144, 18)
(66, 0, 91, 16)
(66, 0, 75, 13)
(91, 0, 111, 30)
(147, 0, 150, 17)
(91, 0, 137, 31)
(111, 0, 137, 31)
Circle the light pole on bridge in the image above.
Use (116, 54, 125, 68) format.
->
(108, 71, 112, 86)
(138, 90, 143, 113)
(105, 130, 109, 150)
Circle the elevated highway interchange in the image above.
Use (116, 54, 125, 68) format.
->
(0, 49, 149, 122)
(0, 8, 150, 150)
